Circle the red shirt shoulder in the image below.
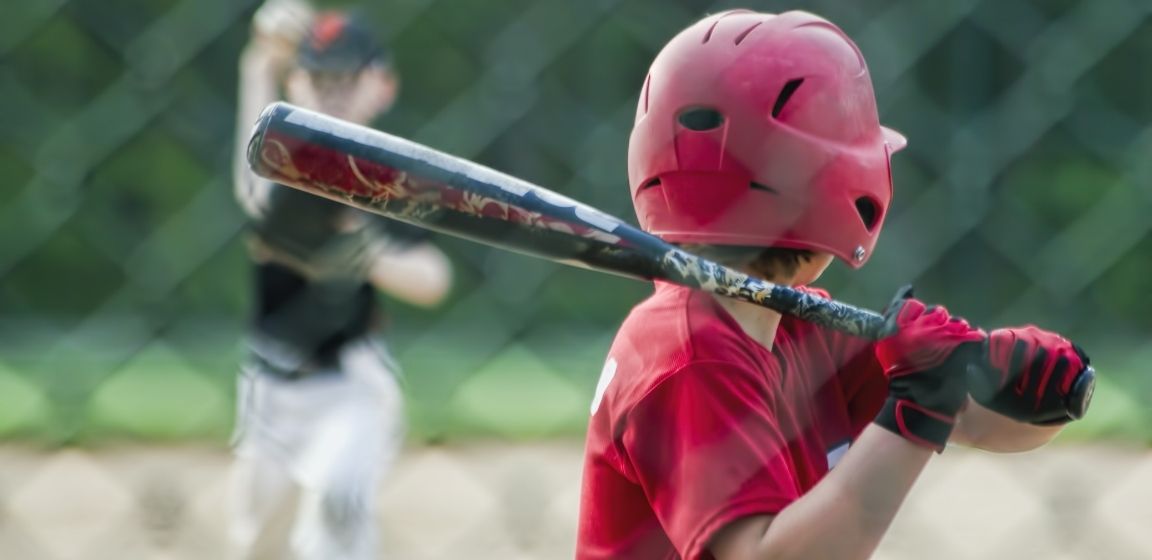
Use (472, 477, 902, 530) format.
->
(577, 283, 886, 560)
(589, 282, 769, 417)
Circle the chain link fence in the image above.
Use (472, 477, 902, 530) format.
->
(1, 0, 1150, 558)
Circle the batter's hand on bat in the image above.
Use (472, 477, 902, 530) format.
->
(967, 326, 1094, 425)
(873, 286, 987, 451)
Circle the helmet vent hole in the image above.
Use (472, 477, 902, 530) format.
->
(640, 178, 662, 191)
(771, 78, 805, 119)
(750, 182, 778, 194)
(734, 22, 762, 45)
(703, 19, 721, 43)
(855, 196, 880, 231)
(642, 74, 651, 114)
(678, 107, 725, 131)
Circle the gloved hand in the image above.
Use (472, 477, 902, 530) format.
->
(249, 0, 315, 67)
(873, 286, 986, 451)
(967, 326, 1093, 425)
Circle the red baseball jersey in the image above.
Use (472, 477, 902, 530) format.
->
(577, 282, 887, 559)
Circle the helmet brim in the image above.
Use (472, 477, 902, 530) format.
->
(883, 126, 907, 153)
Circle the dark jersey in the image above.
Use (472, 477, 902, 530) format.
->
(243, 181, 428, 372)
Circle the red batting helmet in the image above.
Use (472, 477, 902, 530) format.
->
(628, 10, 906, 267)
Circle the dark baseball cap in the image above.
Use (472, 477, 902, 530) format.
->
(297, 12, 390, 72)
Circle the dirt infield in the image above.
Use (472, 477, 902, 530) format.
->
(0, 442, 1149, 559)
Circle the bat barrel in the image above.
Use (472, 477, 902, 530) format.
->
(247, 102, 670, 281)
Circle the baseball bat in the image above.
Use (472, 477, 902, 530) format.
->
(246, 102, 887, 339)
(245, 102, 1093, 419)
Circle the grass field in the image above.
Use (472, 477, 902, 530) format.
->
(0, 327, 612, 443)
(0, 329, 1149, 446)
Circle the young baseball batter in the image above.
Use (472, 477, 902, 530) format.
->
(578, 10, 1091, 559)
(230, 2, 452, 558)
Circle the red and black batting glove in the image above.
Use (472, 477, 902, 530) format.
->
(967, 326, 1094, 425)
(873, 286, 986, 451)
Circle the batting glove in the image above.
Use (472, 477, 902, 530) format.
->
(874, 286, 986, 451)
(968, 326, 1093, 425)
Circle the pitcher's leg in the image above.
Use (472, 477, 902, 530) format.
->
(229, 451, 301, 560)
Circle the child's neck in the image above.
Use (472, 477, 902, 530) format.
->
(711, 293, 784, 351)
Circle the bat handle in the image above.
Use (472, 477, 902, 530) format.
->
(773, 280, 1096, 420)
(765, 283, 892, 340)
(657, 248, 892, 339)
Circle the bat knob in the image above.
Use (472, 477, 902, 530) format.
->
(1065, 365, 1096, 421)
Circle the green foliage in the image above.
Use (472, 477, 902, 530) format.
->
(7, 16, 121, 113)
(3, 0, 1151, 443)
(3, 228, 127, 315)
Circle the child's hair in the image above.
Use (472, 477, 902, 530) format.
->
(681, 245, 815, 282)
(747, 247, 815, 281)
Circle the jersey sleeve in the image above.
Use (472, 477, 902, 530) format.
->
(796, 285, 887, 434)
(619, 361, 801, 560)
(827, 331, 887, 434)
